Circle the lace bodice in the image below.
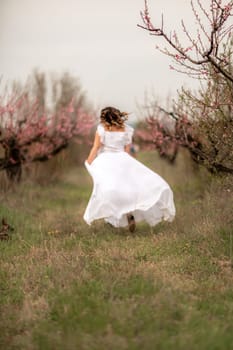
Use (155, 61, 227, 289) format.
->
(97, 124, 134, 153)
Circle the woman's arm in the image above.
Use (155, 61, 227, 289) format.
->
(86, 132, 101, 164)
(124, 144, 131, 154)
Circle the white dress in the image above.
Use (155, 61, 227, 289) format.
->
(83, 124, 175, 227)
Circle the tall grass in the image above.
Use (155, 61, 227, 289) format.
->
(0, 150, 233, 350)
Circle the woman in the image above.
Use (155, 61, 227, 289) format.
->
(84, 106, 175, 232)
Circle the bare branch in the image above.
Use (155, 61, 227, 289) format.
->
(138, 0, 233, 82)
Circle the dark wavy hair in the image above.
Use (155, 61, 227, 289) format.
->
(100, 106, 128, 128)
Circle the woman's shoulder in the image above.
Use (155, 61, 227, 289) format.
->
(97, 123, 105, 133)
(125, 124, 134, 133)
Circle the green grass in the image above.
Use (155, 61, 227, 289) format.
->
(0, 150, 233, 350)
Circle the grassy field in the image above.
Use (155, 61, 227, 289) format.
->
(0, 151, 233, 350)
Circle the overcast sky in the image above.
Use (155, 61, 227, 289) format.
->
(0, 0, 226, 117)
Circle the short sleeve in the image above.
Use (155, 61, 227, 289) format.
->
(97, 124, 105, 143)
(125, 124, 134, 145)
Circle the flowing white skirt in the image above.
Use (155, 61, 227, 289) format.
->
(83, 151, 175, 227)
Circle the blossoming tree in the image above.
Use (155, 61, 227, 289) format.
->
(0, 72, 95, 182)
(137, 0, 233, 174)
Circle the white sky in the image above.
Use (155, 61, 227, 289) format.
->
(1, 0, 230, 117)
